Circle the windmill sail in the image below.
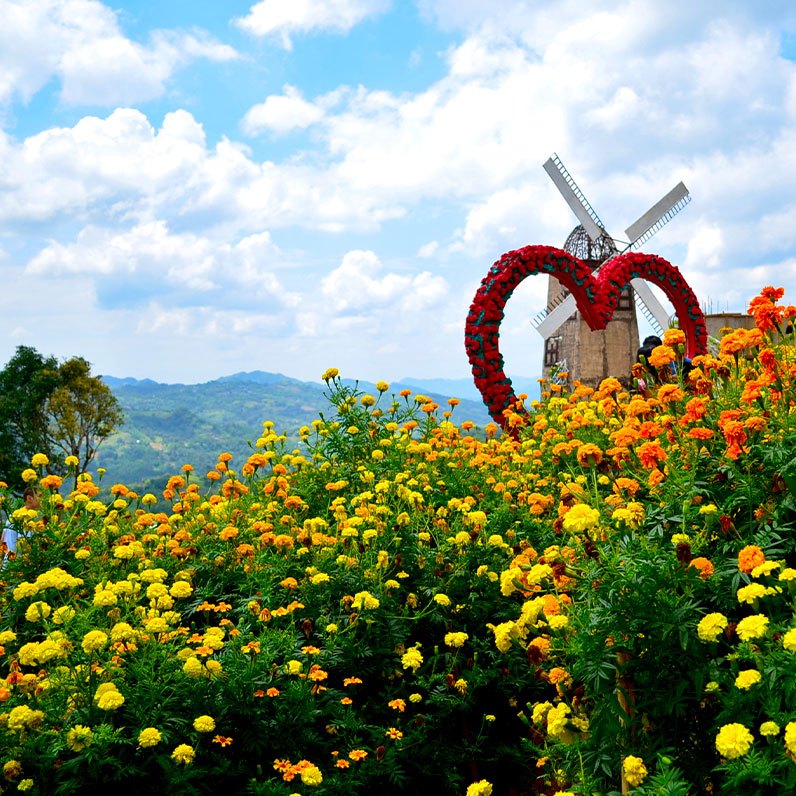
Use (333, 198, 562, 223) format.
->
(543, 155, 606, 242)
(624, 182, 690, 248)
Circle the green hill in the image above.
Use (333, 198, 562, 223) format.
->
(95, 373, 495, 493)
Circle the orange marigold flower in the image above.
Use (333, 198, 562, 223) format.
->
(662, 328, 686, 347)
(349, 749, 368, 761)
(648, 345, 676, 369)
(212, 735, 233, 746)
(576, 443, 603, 467)
(636, 441, 667, 469)
(738, 545, 765, 574)
(690, 557, 714, 579)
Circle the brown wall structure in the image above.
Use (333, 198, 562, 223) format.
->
(542, 274, 639, 389)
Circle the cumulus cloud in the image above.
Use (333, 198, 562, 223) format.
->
(321, 250, 448, 312)
(26, 221, 298, 308)
(0, 0, 237, 107)
(235, 0, 389, 49)
(241, 85, 326, 135)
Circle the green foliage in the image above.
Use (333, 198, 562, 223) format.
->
(0, 347, 123, 490)
(0, 346, 61, 489)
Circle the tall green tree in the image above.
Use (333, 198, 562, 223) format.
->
(0, 346, 61, 489)
(45, 357, 124, 476)
(0, 347, 124, 489)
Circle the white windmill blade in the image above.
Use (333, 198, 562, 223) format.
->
(630, 279, 670, 333)
(543, 154, 607, 243)
(624, 182, 690, 248)
(535, 292, 578, 338)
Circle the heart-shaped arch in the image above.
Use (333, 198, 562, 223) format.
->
(464, 245, 707, 428)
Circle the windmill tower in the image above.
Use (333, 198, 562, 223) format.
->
(535, 154, 691, 387)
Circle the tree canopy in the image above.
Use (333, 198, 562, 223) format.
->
(0, 346, 123, 489)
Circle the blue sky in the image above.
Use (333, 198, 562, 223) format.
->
(2, 0, 796, 386)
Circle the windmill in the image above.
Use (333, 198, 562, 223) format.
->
(536, 154, 691, 387)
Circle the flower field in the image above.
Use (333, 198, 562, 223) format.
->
(2, 287, 796, 795)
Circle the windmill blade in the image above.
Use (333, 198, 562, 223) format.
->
(624, 182, 691, 248)
(543, 154, 607, 243)
(535, 292, 578, 338)
(630, 279, 669, 336)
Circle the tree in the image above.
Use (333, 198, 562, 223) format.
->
(0, 346, 61, 489)
(44, 357, 124, 476)
(0, 347, 124, 489)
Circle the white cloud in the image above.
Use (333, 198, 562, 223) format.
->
(26, 220, 298, 306)
(0, 0, 237, 107)
(683, 223, 724, 270)
(321, 250, 448, 312)
(235, 0, 389, 49)
(242, 85, 326, 135)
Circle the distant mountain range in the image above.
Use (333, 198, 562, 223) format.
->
(96, 371, 539, 494)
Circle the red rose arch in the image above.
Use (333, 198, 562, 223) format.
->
(464, 246, 707, 429)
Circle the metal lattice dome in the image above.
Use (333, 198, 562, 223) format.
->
(563, 224, 618, 264)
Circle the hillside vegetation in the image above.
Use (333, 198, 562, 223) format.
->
(96, 373, 497, 494)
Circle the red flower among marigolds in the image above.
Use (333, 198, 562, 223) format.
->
(465, 245, 707, 428)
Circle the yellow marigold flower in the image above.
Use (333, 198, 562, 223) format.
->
(21, 468, 38, 483)
(736, 615, 769, 641)
(93, 589, 117, 607)
(65, 455, 79, 467)
(444, 632, 468, 648)
(144, 617, 169, 633)
(299, 762, 323, 786)
(94, 683, 125, 710)
(171, 744, 195, 764)
(18, 779, 34, 792)
(735, 670, 761, 690)
(562, 504, 600, 533)
(52, 606, 76, 625)
(715, 723, 754, 759)
(705, 681, 720, 693)
(138, 727, 163, 748)
(409, 693, 423, 703)
(433, 593, 451, 606)
(183, 657, 203, 678)
(321, 367, 339, 381)
(697, 613, 727, 642)
(31, 453, 49, 467)
(466, 781, 493, 796)
(548, 615, 569, 630)
(782, 629, 796, 651)
(3, 759, 23, 779)
(785, 722, 796, 755)
(325, 623, 338, 633)
(13, 582, 39, 600)
(737, 583, 769, 604)
(25, 601, 51, 622)
(760, 721, 780, 736)
(376, 380, 389, 392)
(622, 756, 648, 787)
(66, 725, 94, 751)
(351, 591, 380, 610)
(401, 647, 423, 671)
(169, 581, 193, 598)
(81, 630, 109, 654)
(193, 715, 215, 733)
